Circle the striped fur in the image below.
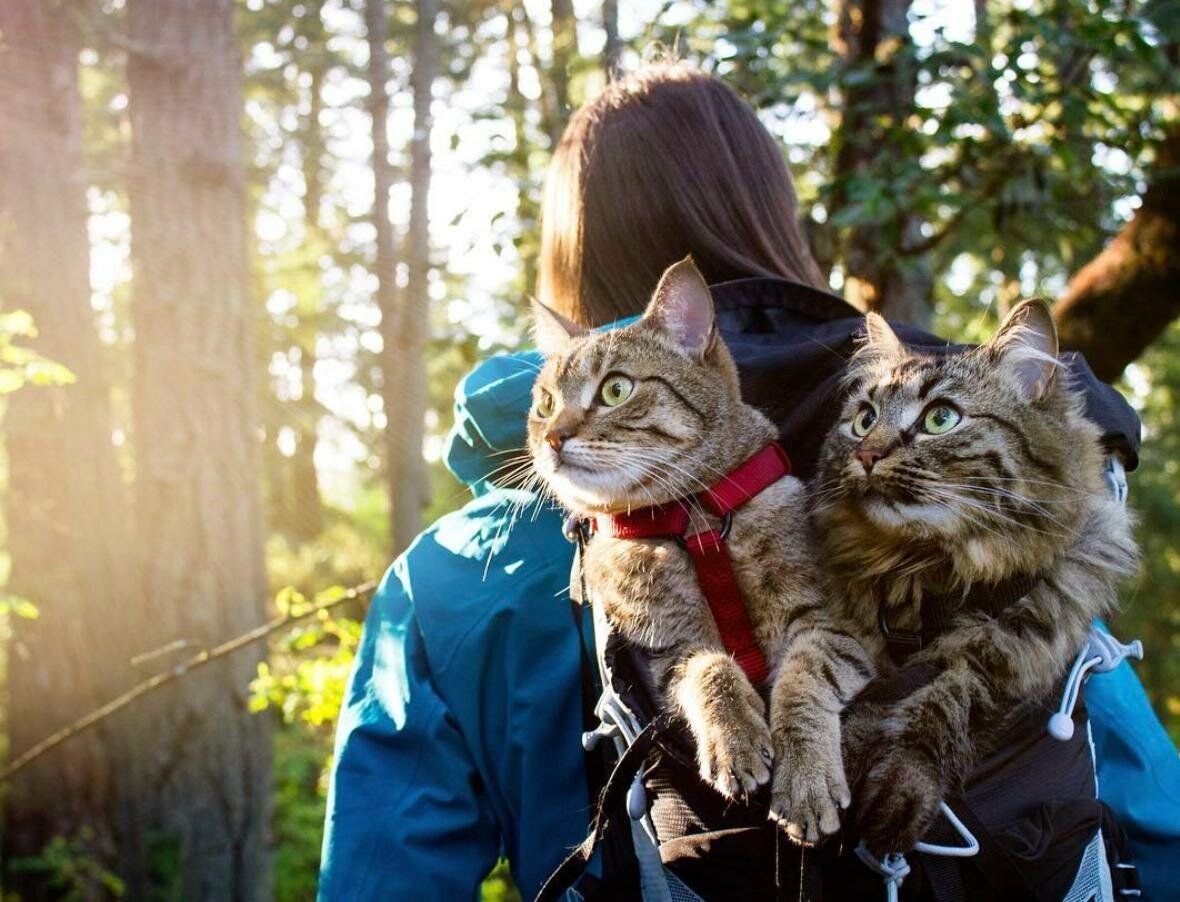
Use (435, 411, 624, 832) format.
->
(811, 301, 1139, 855)
(528, 259, 874, 844)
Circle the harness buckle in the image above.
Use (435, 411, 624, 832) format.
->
(718, 511, 733, 540)
(673, 512, 733, 550)
(562, 514, 592, 544)
(879, 608, 923, 655)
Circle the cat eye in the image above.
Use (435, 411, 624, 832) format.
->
(535, 389, 555, 418)
(599, 373, 634, 407)
(852, 404, 878, 437)
(922, 403, 962, 435)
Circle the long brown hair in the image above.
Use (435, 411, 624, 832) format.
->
(537, 62, 826, 326)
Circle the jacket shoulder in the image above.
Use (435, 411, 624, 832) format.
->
(391, 491, 573, 665)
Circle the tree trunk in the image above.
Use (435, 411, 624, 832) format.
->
(505, 4, 541, 294)
(124, 0, 271, 897)
(291, 66, 325, 541)
(547, 0, 576, 147)
(366, 0, 398, 548)
(602, 0, 622, 81)
(370, 0, 436, 555)
(0, 2, 128, 892)
(831, 0, 933, 326)
(1053, 124, 1180, 382)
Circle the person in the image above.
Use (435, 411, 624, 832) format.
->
(319, 64, 1180, 900)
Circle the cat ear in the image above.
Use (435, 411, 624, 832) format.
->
(643, 256, 715, 358)
(989, 298, 1060, 401)
(530, 297, 586, 355)
(862, 312, 905, 360)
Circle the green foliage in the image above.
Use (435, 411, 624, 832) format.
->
(273, 726, 333, 902)
(1117, 323, 1180, 742)
(481, 860, 523, 902)
(0, 595, 39, 621)
(7, 831, 125, 900)
(0, 311, 74, 395)
(656, 0, 1178, 303)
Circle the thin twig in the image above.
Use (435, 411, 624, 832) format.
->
(0, 580, 378, 783)
(129, 638, 204, 667)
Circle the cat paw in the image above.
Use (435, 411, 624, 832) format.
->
(695, 704, 774, 800)
(855, 747, 944, 856)
(769, 747, 850, 845)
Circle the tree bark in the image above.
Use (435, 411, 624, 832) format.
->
(1053, 125, 1180, 382)
(124, 0, 271, 897)
(291, 65, 325, 541)
(831, 0, 934, 326)
(505, 4, 541, 294)
(366, 0, 401, 550)
(0, 2, 129, 892)
(370, 0, 436, 555)
(602, 0, 622, 81)
(546, 0, 575, 147)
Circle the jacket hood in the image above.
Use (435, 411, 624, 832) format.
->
(444, 350, 541, 492)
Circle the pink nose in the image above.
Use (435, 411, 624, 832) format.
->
(856, 448, 884, 473)
(546, 429, 571, 452)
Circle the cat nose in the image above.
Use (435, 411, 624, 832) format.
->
(546, 429, 572, 452)
(856, 448, 885, 473)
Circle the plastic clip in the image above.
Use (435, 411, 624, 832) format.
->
(1049, 628, 1144, 741)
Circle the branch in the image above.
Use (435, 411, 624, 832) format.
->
(1053, 124, 1180, 381)
(0, 580, 378, 783)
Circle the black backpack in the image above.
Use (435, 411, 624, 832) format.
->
(533, 280, 1144, 902)
(537, 536, 1142, 902)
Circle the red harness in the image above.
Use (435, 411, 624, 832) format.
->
(588, 442, 791, 686)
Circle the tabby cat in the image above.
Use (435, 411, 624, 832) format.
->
(813, 301, 1139, 855)
(527, 258, 874, 844)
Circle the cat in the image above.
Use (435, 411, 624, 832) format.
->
(811, 301, 1139, 855)
(526, 257, 875, 845)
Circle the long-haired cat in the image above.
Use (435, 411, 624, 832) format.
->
(813, 301, 1139, 855)
(527, 258, 874, 844)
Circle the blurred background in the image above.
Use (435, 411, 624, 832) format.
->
(0, 0, 1176, 898)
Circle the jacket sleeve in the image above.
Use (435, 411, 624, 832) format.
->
(1087, 656, 1180, 897)
(318, 559, 500, 901)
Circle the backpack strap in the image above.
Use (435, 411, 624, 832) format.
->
(535, 715, 672, 902)
(879, 571, 1043, 666)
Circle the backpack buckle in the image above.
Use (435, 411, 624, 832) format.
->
(879, 608, 923, 658)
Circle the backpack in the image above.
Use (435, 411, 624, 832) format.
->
(537, 458, 1144, 902)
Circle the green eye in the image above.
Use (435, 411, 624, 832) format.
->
(923, 404, 961, 435)
(599, 374, 634, 407)
(535, 389, 554, 418)
(852, 404, 878, 437)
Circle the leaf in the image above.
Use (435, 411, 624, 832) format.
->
(26, 360, 76, 386)
(0, 370, 25, 394)
(0, 309, 36, 337)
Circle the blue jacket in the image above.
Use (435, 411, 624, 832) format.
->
(320, 307, 1180, 900)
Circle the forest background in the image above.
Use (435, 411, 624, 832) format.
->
(0, 0, 1177, 898)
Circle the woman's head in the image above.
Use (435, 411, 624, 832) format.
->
(537, 62, 825, 326)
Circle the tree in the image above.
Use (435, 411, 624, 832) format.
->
(1054, 123, 1180, 381)
(0, 1, 131, 892)
(366, 0, 406, 551)
(830, 0, 934, 325)
(123, 0, 271, 896)
(381, 0, 438, 554)
(547, 0, 576, 145)
(603, 0, 622, 80)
